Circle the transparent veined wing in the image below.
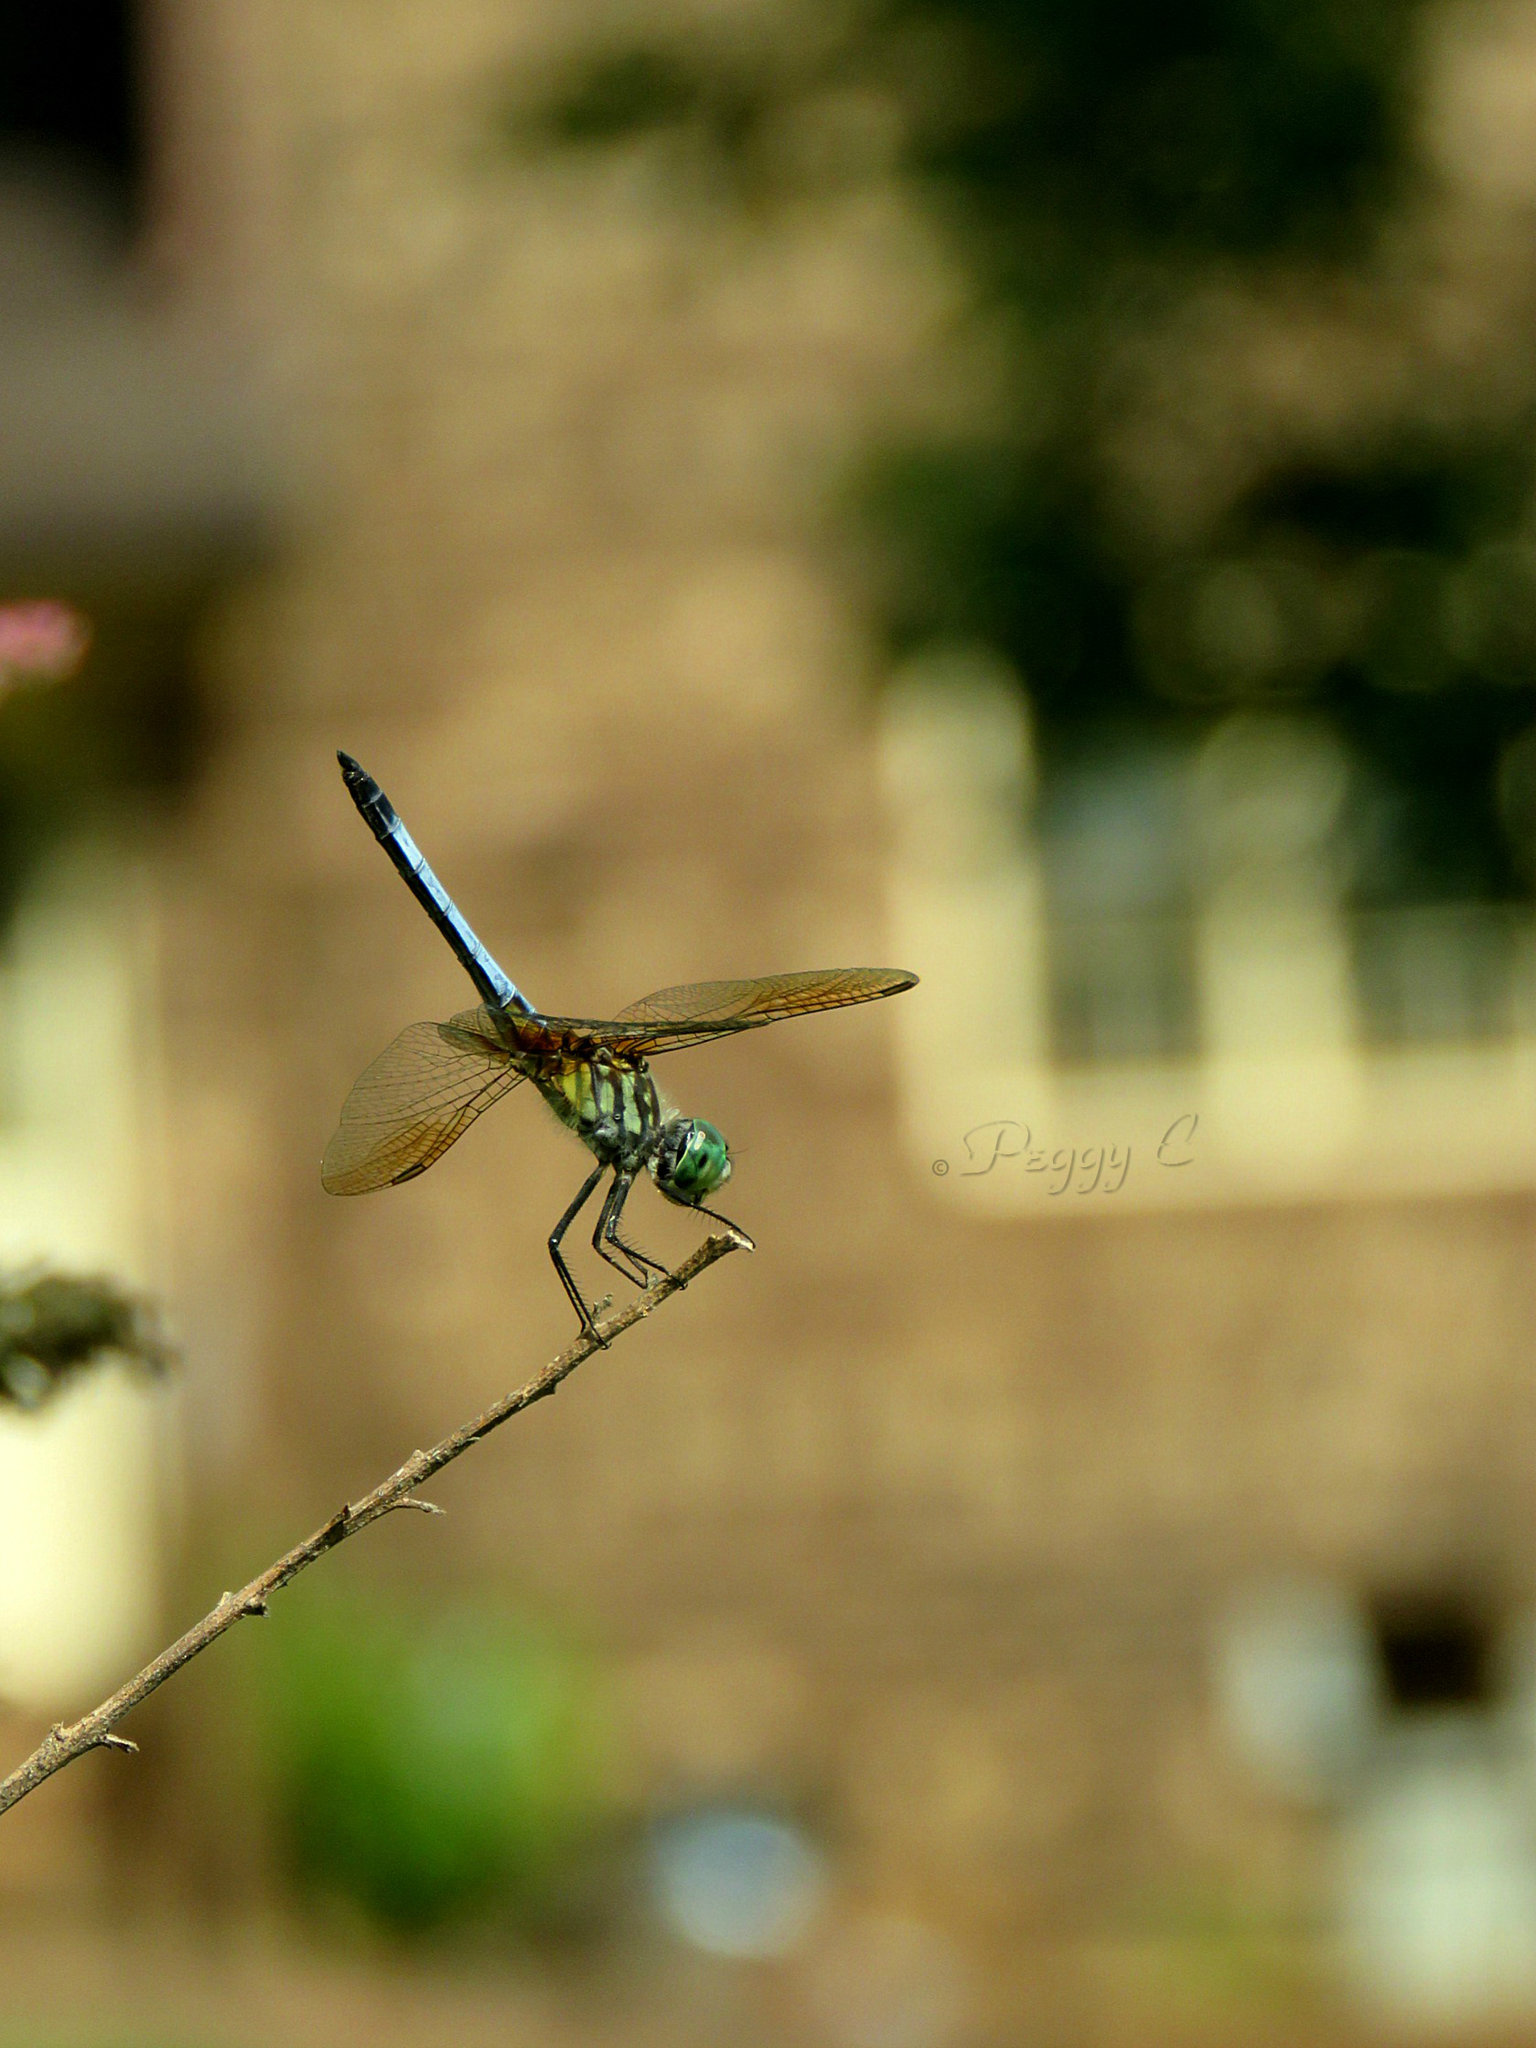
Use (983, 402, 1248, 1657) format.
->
(545, 967, 920, 1055)
(321, 1006, 524, 1194)
(619, 967, 917, 1024)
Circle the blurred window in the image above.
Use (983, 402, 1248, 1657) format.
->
(1372, 1596, 1491, 1713)
(888, 659, 1536, 1064)
(1038, 745, 1198, 1064)
(1217, 1580, 1536, 2025)
(884, 653, 1536, 1211)
(1339, 1596, 1536, 2025)
(0, 2, 142, 234)
(1352, 904, 1527, 1045)
(1215, 1578, 1380, 1803)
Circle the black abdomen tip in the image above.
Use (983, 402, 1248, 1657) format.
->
(335, 751, 397, 832)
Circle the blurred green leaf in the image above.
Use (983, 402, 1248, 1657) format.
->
(264, 1593, 618, 1937)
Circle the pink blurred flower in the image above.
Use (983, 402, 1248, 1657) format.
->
(0, 602, 91, 694)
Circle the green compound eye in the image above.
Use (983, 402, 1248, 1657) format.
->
(654, 1119, 732, 1205)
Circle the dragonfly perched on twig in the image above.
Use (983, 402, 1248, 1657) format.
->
(322, 754, 918, 1335)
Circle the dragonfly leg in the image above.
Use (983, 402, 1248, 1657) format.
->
(615, 1234, 670, 1285)
(592, 1171, 670, 1290)
(549, 1162, 609, 1340)
(692, 1200, 756, 1253)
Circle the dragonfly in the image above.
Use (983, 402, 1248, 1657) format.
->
(322, 753, 918, 1336)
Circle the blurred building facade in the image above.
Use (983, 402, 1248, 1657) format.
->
(4, 4, 1536, 2047)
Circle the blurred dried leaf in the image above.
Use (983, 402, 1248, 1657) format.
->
(0, 1267, 170, 1409)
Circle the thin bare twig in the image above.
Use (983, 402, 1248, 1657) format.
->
(0, 1230, 748, 1818)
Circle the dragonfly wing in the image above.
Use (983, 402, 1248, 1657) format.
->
(596, 967, 919, 1052)
(321, 1015, 524, 1194)
(617, 968, 919, 1025)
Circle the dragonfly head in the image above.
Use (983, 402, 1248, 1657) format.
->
(651, 1117, 732, 1207)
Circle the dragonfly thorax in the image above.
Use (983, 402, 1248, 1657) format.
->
(651, 1116, 732, 1207)
(535, 1055, 662, 1169)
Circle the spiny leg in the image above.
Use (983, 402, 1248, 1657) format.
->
(591, 1173, 646, 1289)
(592, 1170, 670, 1290)
(614, 1232, 671, 1285)
(692, 1199, 756, 1252)
(596, 1169, 671, 1286)
(549, 1161, 609, 1338)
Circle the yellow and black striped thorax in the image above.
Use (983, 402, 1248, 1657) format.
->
(530, 1051, 662, 1163)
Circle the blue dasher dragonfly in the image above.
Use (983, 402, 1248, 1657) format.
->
(322, 754, 918, 1335)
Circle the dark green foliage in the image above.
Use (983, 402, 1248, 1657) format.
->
(524, 0, 1420, 261)
(524, 0, 1536, 907)
(858, 437, 1140, 717)
(840, 0, 1526, 906)
(264, 1594, 616, 1937)
(534, 48, 707, 146)
(861, 419, 1536, 900)
(513, 36, 813, 209)
(877, 0, 1421, 274)
(0, 1268, 168, 1408)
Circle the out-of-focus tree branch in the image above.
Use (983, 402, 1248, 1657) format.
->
(0, 1229, 749, 1818)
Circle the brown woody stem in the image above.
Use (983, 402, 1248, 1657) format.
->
(0, 1231, 748, 1817)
